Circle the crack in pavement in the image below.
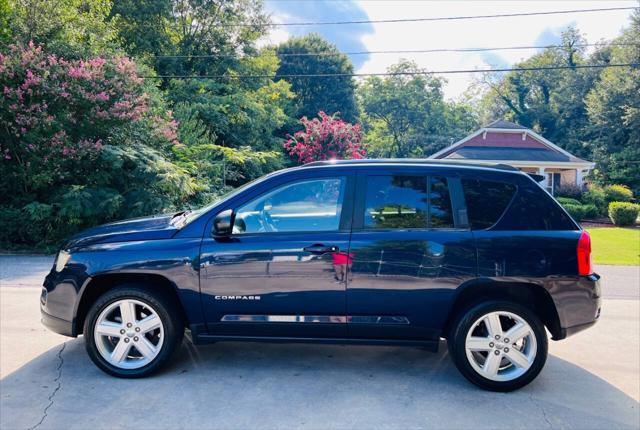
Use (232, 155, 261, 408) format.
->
(529, 392, 553, 429)
(27, 342, 66, 430)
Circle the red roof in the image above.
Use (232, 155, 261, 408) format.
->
(431, 120, 590, 164)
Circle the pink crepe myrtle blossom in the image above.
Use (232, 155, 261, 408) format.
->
(1, 42, 181, 186)
(284, 111, 366, 164)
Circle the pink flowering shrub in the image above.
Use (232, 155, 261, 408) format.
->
(0, 42, 179, 192)
(284, 111, 366, 164)
(0, 43, 191, 248)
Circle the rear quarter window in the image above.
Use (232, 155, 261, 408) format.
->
(494, 184, 579, 231)
(462, 179, 516, 230)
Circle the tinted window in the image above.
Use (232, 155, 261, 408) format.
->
(462, 179, 517, 230)
(495, 185, 578, 231)
(363, 175, 454, 229)
(429, 177, 454, 228)
(365, 176, 428, 229)
(234, 178, 345, 234)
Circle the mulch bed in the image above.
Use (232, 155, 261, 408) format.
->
(580, 218, 640, 228)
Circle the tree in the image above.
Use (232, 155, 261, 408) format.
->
(276, 34, 358, 123)
(110, 0, 269, 81)
(284, 112, 365, 164)
(475, 26, 603, 159)
(171, 102, 283, 199)
(113, 0, 296, 172)
(475, 18, 640, 193)
(167, 48, 295, 151)
(5, 0, 119, 57)
(0, 43, 194, 248)
(358, 60, 477, 158)
(585, 10, 640, 194)
(0, 0, 12, 47)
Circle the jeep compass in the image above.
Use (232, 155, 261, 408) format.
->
(41, 160, 601, 391)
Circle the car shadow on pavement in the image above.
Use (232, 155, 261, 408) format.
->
(2, 338, 638, 430)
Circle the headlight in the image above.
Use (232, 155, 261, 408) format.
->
(55, 250, 71, 272)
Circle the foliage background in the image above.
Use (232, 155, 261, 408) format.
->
(0, 1, 638, 250)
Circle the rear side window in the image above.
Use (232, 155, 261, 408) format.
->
(496, 185, 578, 231)
(364, 175, 428, 229)
(462, 179, 516, 230)
(429, 177, 454, 228)
(363, 175, 454, 229)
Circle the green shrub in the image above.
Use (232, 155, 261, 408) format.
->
(0, 44, 198, 250)
(608, 202, 640, 227)
(555, 184, 583, 200)
(0, 206, 24, 243)
(582, 204, 599, 219)
(583, 187, 607, 215)
(557, 197, 582, 206)
(564, 204, 587, 221)
(604, 185, 634, 204)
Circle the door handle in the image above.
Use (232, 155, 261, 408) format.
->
(303, 244, 339, 254)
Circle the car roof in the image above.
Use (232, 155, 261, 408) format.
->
(298, 158, 522, 174)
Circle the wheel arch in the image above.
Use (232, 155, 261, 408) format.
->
(75, 273, 189, 335)
(443, 280, 562, 340)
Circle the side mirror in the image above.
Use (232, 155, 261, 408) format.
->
(213, 209, 234, 238)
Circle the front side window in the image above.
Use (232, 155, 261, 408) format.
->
(233, 178, 346, 234)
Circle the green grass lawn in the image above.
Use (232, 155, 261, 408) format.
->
(587, 227, 640, 266)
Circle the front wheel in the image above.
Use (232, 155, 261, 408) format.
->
(448, 301, 548, 392)
(83, 284, 184, 378)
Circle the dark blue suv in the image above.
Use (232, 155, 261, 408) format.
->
(41, 160, 601, 391)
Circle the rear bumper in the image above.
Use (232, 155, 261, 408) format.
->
(559, 319, 599, 339)
(554, 273, 601, 340)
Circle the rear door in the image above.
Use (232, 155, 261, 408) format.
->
(346, 168, 476, 340)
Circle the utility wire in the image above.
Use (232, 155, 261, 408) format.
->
(142, 63, 639, 79)
(222, 6, 637, 27)
(151, 43, 639, 59)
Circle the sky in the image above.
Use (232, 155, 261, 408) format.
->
(262, 0, 637, 100)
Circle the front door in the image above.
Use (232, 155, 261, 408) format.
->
(199, 174, 354, 338)
(346, 171, 476, 340)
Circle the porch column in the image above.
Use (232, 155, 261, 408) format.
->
(576, 169, 584, 188)
(538, 167, 546, 187)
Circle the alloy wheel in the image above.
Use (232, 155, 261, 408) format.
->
(464, 311, 537, 382)
(93, 299, 164, 369)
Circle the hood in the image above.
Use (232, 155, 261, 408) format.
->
(63, 214, 179, 249)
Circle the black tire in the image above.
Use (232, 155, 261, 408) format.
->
(83, 283, 184, 378)
(447, 300, 548, 392)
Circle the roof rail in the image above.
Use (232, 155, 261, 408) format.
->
(301, 158, 521, 172)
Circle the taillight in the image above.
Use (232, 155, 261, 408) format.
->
(577, 230, 592, 276)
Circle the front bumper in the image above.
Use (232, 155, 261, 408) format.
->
(40, 269, 82, 337)
(41, 308, 75, 337)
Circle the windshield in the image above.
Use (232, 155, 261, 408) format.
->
(179, 177, 264, 226)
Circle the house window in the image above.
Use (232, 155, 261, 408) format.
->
(545, 173, 561, 195)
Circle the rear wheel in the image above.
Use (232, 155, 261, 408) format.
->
(448, 301, 548, 391)
(83, 284, 184, 378)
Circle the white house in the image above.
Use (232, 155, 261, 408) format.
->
(429, 120, 595, 195)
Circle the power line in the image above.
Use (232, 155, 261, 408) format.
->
(223, 6, 637, 27)
(142, 63, 638, 79)
(151, 43, 639, 59)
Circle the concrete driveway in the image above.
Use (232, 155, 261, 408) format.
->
(1, 256, 638, 429)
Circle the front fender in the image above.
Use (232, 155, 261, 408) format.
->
(42, 238, 204, 336)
